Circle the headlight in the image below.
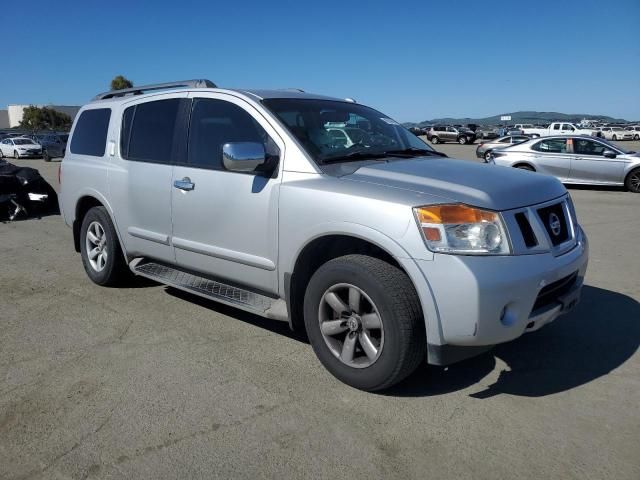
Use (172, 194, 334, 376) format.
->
(413, 204, 511, 255)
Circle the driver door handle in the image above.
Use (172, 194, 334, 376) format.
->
(173, 177, 195, 191)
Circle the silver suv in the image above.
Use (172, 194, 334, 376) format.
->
(59, 80, 589, 391)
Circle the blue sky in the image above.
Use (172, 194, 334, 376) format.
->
(2, 0, 639, 122)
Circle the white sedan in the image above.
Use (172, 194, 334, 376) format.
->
(0, 137, 43, 158)
(599, 127, 633, 141)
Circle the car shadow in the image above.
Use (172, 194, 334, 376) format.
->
(386, 285, 640, 398)
(565, 184, 626, 193)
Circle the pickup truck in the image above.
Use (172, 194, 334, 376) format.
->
(517, 123, 595, 138)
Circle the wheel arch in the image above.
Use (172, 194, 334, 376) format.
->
(73, 194, 127, 259)
(513, 162, 536, 171)
(284, 229, 442, 346)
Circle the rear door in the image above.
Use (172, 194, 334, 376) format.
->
(170, 93, 283, 293)
(530, 138, 571, 181)
(108, 93, 189, 263)
(569, 137, 626, 184)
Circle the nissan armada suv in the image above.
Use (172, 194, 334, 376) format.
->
(59, 80, 588, 391)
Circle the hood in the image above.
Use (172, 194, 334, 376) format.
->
(341, 157, 566, 211)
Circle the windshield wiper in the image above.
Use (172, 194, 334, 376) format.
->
(320, 147, 447, 164)
(320, 150, 393, 164)
(381, 148, 445, 157)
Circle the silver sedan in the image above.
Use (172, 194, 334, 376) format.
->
(488, 135, 640, 193)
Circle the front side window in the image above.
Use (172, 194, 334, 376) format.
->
(561, 124, 574, 131)
(263, 98, 434, 164)
(573, 139, 607, 156)
(532, 138, 567, 153)
(188, 98, 273, 170)
(70, 108, 111, 156)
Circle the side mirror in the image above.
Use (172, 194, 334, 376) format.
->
(222, 142, 266, 172)
(603, 149, 617, 159)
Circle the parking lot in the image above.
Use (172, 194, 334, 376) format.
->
(1, 141, 639, 479)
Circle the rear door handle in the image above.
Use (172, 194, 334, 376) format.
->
(173, 177, 195, 191)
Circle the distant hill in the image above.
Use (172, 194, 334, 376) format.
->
(403, 111, 630, 127)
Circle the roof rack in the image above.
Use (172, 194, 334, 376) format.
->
(93, 79, 217, 101)
(280, 88, 305, 93)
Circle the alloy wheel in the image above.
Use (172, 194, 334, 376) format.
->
(318, 283, 384, 368)
(85, 221, 108, 272)
(629, 171, 640, 192)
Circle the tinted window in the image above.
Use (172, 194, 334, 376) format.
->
(125, 98, 184, 163)
(187, 98, 271, 169)
(573, 139, 607, 156)
(532, 138, 567, 153)
(553, 124, 560, 130)
(70, 108, 111, 156)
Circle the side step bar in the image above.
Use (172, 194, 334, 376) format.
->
(130, 259, 288, 321)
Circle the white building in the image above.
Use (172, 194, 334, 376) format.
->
(5, 104, 80, 128)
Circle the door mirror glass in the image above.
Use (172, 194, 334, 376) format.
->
(602, 149, 617, 159)
(222, 142, 266, 172)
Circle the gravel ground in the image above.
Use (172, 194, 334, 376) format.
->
(1, 142, 639, 480)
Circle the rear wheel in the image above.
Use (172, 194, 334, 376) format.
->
(431, 136, 439, 144)
(303, 254, 425, 391)
(43, 150, 51, 162)
(458, 136, 467, 145)
(80, 206, 131, 286)
(625, 168, 640, 193)
(484, 150, 493, 161)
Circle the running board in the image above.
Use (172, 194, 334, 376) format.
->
(130, 259, 288, 321)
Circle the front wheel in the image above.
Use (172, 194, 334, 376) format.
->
(634, 134, 639, 141)
(430, 136, 439, 144)
(612, 135, 617, 141)
(625, 168, 640, 193)
(515, 164, 535, 172)
(458, 136, 467, 145)
(303, 255, 425, 391)
(13, 150, 19, 159)
(43, 150, 51, 162)
(80, 206, 131, 286)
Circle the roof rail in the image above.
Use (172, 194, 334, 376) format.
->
(280, 88, 305, 93)
(93, 79, 217, 101)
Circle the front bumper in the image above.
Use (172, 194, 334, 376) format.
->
(417, 227, 588, 352)
(16, 151, 42, 158)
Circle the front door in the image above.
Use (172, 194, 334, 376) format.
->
(170, 94, 283, 294)
(569, 137, 626, 184)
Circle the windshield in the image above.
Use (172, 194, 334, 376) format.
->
(262, 98, 436, 163)
(14, 139, 36, 145)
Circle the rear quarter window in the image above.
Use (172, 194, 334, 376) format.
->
(70, 108, 111, 156)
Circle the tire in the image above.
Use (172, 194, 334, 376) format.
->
(0, 149, 3, 158)
(430, 136, 439, 144)
(634, 134, 639, 141)
(43, 150, 51, 162)
(80, 206, 131, 286)
(625, 168, 640, 193)
(484, 150, 493, 161)
(303, 254, 425, 391)
(515, 164, 535, 172)
(458, 136, 467, 145)
(13, 150, 19, 159)
(612, 135, 617, 141)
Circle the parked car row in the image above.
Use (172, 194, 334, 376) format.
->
(0, 132, 67, 161)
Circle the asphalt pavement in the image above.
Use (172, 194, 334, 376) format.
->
(1, 142, 639, 479)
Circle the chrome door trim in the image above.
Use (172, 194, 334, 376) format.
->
(172, 237, 276, 271)
(127, 226, 170, 245)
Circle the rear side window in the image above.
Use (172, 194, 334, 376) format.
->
(532, 138, 567, 153)
(121, 98, 187, 163)
(70, 108, 111, 156)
